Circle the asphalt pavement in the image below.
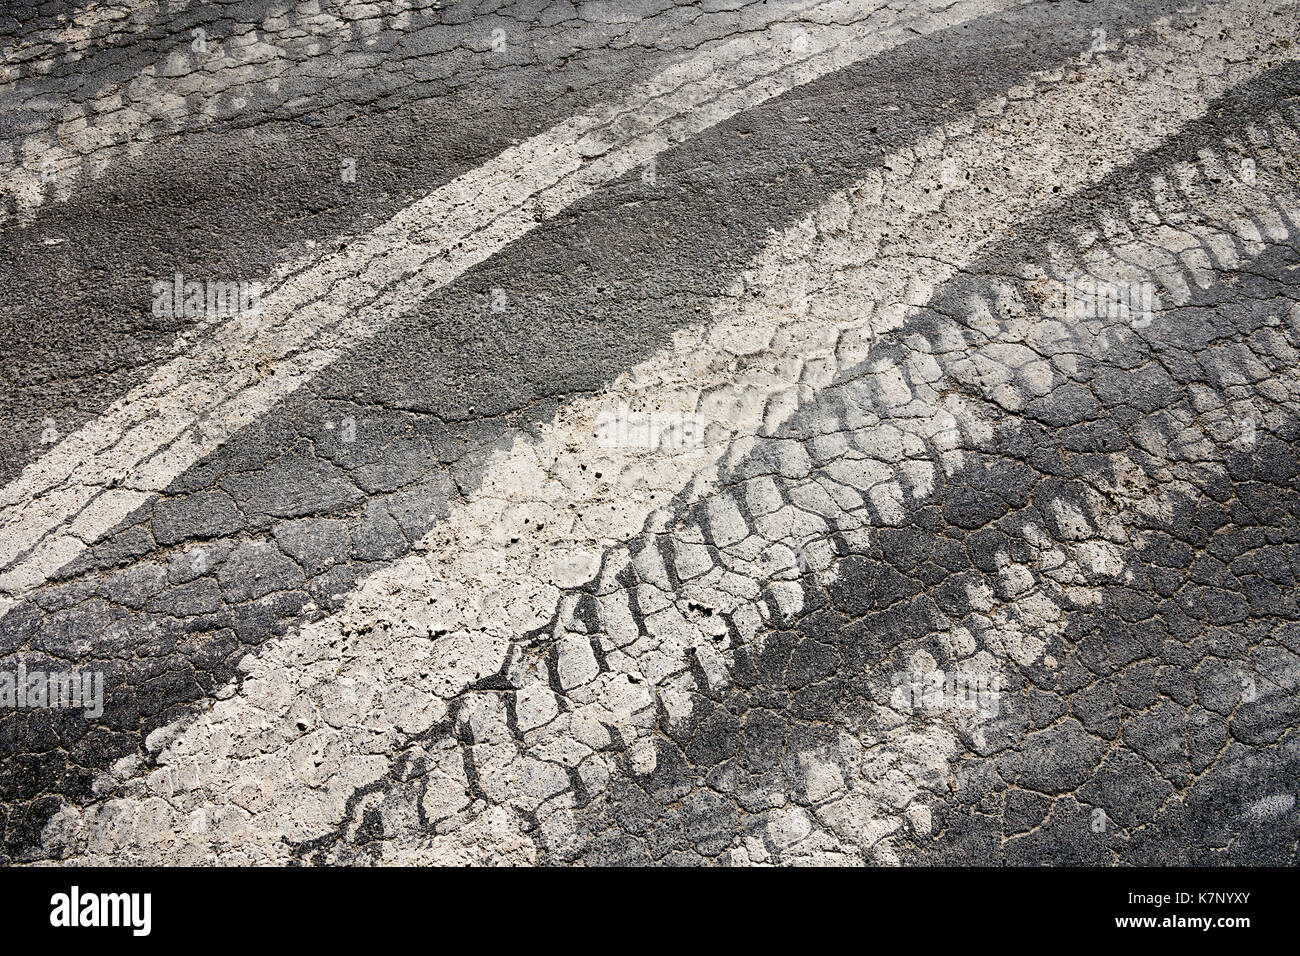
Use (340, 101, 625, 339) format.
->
(1, 0, 1298, 865)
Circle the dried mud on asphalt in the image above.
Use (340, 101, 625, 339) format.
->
(1, 0, 1299, 866)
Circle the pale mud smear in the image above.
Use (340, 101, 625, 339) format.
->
(0, 0, 1024, 608)
(38, 0, 1300, 863)
(0, 0, 841, 219)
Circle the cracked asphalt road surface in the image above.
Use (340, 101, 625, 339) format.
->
(2, 0, 1299, 865)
